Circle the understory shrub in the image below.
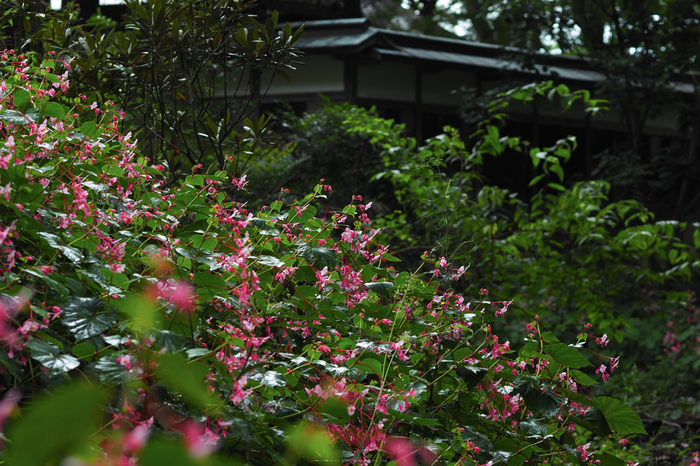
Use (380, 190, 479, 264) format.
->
(334, 85, 700, 456)
(0, 51, 656, 465)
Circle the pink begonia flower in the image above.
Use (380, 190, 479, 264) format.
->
(170, 280, 196, 313)
(18, 319, 45, 336)
(117, 354, 132, 370)
(0, 183, 10, 202)
(122, 418, 153, 455)
(230, 375, 251, 405)
(577, 442, 591, 462)
(176, 419, 219, 458)
(4, 135, 14, 150)
(0, 389, 20, 446)
(384, 437, 416, 466)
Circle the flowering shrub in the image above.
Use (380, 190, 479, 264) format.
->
(0, 52, 654, 465)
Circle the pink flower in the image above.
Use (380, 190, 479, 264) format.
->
(18, 319, 45, 336)
(122, 418, 153, 454)
(170, 281, 196, 313)
(384, 437, 416, 466)
(117, 354, 132, 370)
(231, 175, 248, 190)
(230, 375, 251, 405)
(4, 135, 15, 151)
(176, 420, 219, 458)
(0, 388, 20, 442)
(577, 442, 591, 462)
(315, 266, 331, 290)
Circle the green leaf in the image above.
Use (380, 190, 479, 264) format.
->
(62, 297, 117, 339)
(520, 419, 548, 439)
(154, 329, 188, 352)
(193, 272, 227, 289)
(286, 420, 339, 466)
(356, 357, 383, 376)
(80, 121, 102, 138)
(318, 397, 350, 422)
(139, 439, 199, 466)
(116, 293, 157, 332)
(297, 244, 338, 267)
(595, 452, 628, 466)
(43, 102, 66, 119)
(515, 377, 565, 419)
(95, 353, 130, 385)
(251, 370, 287, 388)
(365, 281, 394, 296)
(21, 268, 70, 298)
(185, 348, 210, 359)
(456, 365, 488, 388)
(592, 396, 647, 435)
(0, 350, 24, 381)
(27, 339, 80, 375)
(5, 384, 106, 466)
(72, 342, 96, 359)
(256, 254, 286, 267)
(570, 369, 598, 386)
(573, 406, 611, 436)
(157, 353, 220, 410)
(547, 182, 566, 191)
(0, 109, 30, 125)
(544, 343, 592, 369)
(36, 232, 84, 264)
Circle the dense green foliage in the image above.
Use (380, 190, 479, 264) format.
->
(2, 0, 304, 180)
(271, 90, 700, 462)
(0, 50, 656, 466)
(1, 1, 699, 464)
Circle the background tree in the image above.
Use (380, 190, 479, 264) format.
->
(363, 0, 700, 217)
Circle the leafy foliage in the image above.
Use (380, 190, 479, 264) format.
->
(324, 84, 700, 459)
(2, 0, 304, 181)
(0, 51, 652, 465)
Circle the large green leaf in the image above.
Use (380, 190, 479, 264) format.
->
(154, 329, 188, 352)
(95, 353, 130, 385)
(595, 452, 628, 466)
(286, 420, 339, 466)
(156, 353, 220, 410)
(36, 232, 84, 264)
(62, 297, 117, 339)
(0, 350, 24, 381)
(43, 102, 67, 119)
(520, 419, 548, 439)
(27, 339, 80, 375)
(256, 254, 285, 267)
(297, 244, 337, 267)
(544, 343, 592, 369)
(0, 109, 30, 125)
(5, 384, 106, 466)
(21, 268, 70, 298)
(592, 396, 647, 435)
(365, 281, 394, 296)
(250, 369, 287, 388)
(193, 272, 227, 289)
(139, 440, 199, 466)
(515, 377, 566, 419)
